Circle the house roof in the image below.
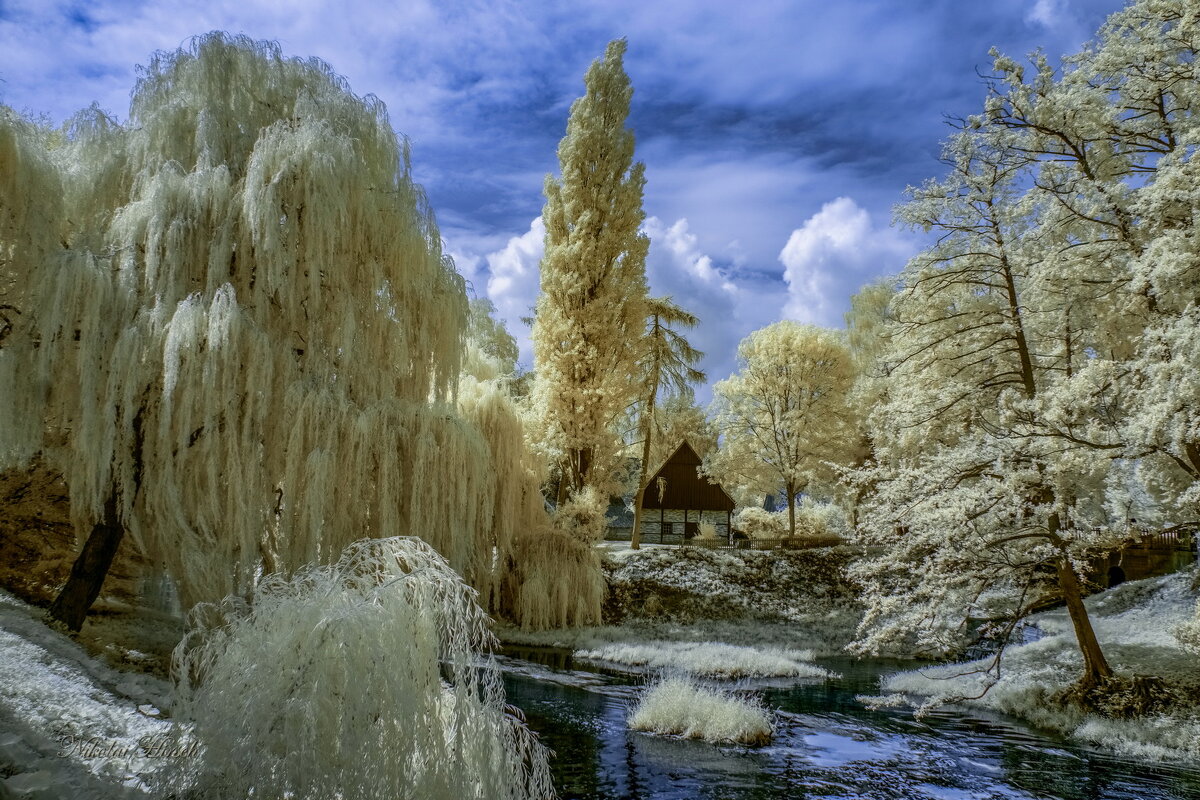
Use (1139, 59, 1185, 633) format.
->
(641, 440, 736, 512)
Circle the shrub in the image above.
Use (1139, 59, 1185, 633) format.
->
(628, 675, 773, 746)
(166, 537, 553, 799)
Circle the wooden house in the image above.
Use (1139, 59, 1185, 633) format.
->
(639, 440, 736, 542)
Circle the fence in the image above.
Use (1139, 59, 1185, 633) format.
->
(603, 528, 844, 550)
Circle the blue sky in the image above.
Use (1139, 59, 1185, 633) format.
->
(0, 0, 1125, 400)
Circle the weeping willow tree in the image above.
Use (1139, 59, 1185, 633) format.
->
(167, 537, 553, 799)
(0, 34, 505, 629)
(460, 349, 603, 628)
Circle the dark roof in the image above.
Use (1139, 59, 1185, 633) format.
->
(641, 440, 736, 512)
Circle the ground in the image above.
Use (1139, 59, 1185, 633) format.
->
(0, 589, 175, 799)
(877, 569, 1200, 762)
(500, 542, 863, 678)
(0, 463, 156, 619)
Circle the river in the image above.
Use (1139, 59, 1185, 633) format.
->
(499, 647, 1200, 800)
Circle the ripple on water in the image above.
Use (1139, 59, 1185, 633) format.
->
(499, 647, 1200, 800)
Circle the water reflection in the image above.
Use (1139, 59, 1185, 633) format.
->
(500, 646, 1200, 800)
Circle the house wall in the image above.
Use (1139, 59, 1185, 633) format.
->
(637, 508, 731, 541)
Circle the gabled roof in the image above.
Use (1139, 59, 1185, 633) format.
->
(641, 440, 736, 512)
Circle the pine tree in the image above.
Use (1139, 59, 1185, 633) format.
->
(529, 39, 649, 531)
(630, 296, 705, 549)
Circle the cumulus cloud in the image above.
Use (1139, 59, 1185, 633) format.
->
(778, 197, 913, 327)
(644, 216, 786, 401)
(470, 217, 544, 368)
(1026, 0, 1068, 29)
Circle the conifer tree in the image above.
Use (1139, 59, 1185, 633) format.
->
(630, 296, 705, 549)
(530, 39, 649, 529)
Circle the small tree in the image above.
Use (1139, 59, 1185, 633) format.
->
(529, 39, 649, 524)
(705, 322, 856, 538)
(630, 296, 705, 549)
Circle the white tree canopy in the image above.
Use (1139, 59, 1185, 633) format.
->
(705, 322, 856, 537)
(0, 34, 498, 611)
(529, 38, 649, 519)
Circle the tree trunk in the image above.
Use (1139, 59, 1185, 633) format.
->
(1056, 556, 1113, 686)
(786, 481, 796, 538)
(1049, 508, 1113, 687)
(48, 491, 123, 632)
(49, 401, 146, 632)
(630, 394, 656, 550)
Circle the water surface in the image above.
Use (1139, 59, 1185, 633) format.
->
(500, 647, 1200, 800)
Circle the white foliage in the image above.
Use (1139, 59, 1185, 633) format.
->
(0, 34, 502, 610)
(706, 322, 856, 535)
(848, 2, 1200, 682)
(529, 38, 648, 500)
(502, 527, 604, 631)
(167, 537, 553, 800)
(733, 507, 788, 539)
(576, 640, 828, 679)
(627, 676, 773, 746)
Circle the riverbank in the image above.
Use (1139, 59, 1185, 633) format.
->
(498, 544, 1200, 764)
(498, 542, 863, 679)
(0, 589, 176, 799)
(880, 570, 1200, 762)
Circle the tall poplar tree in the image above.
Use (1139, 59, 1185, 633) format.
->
(530, 39, 649, 525)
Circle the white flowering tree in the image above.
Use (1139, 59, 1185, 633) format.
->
(850, 0, 1200, 687)
(705, 322, 856, 538)
(529, 39, 649, 530)
(850, 124, 1126, 687)
(982, 0, 1200, 650)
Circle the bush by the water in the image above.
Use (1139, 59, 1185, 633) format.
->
(167, 537, 553, 799)
(628, 676, 773, 745)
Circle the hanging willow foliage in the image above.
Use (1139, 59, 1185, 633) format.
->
(0, 34, 495, 611)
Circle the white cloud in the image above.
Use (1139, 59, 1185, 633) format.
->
(644, 216, 785, 402)
(1026, 0, 1068, 29)
(452, 213, 785, 396)
(778, 197, 912, 327)
(644, 217, 736, 292)
(474, 216, 544, 368)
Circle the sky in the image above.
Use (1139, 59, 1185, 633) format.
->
(0, 0, 1127, 402)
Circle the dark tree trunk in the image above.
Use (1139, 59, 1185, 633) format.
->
(786, 481, 796, 538)
(49, 401, 146, 632)
(1048, 508, 1113, 687)
(630, 392, 656, 550)
(48, 491, 123, 632)
(1056, 556, 1113, 686)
